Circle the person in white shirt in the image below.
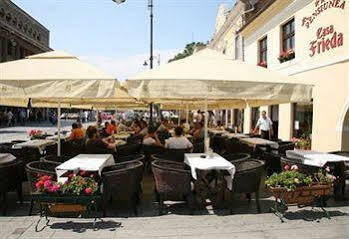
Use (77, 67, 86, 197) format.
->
(165, 126, 193, 150)
(254, 111, 273, 140)
(142, 126, 163, 147)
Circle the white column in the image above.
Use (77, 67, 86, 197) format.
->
(57, 101, 61, 157)
(230, 109, 234, 127)
(225, 109, 228, 128)
(243, 106, 252, 134)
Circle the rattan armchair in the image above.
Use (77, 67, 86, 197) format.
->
(230, 159, 265, 213)
(25, 161, 60, 216)
(102, 160, 144, 216)
(0, 161, 23, 215)
(151, 160, 194, 215)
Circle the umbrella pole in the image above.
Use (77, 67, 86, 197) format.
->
(186, 104, 189, 124)
(204, 98, 209, 153)
(57, 101, 61, 157)
(178, 110, 181, 126)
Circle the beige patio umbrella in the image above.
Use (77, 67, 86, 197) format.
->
(0, 50, 127, 155)
(127, 48, 313, 152)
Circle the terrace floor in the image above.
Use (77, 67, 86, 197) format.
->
(1, 175, 349, 239)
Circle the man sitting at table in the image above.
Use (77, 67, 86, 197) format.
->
(253, 110, 273, 140)
(106, 120, 117, 135)
(100, 121, 110, 138)
(165, 126, 193, 150)
(142, 126, 163, 147)
(86, 126, 118, 154)
(69, 123, 84, 141)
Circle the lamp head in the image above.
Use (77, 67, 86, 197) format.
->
(112, 0, 126, 4)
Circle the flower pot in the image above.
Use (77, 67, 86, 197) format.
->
(269, 184, 332, 205)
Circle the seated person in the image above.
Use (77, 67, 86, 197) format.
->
(180, 119, 190, 133)
(142, 126, 163, 147)
(165, 126, 193, 150)
(106, 120, 117, 135)
(117, 119, 128, 132)
(192, 122, 205, 142)
(100, 122, 110, 138)
(69, 123, 84, 141)
(85, 126, 118, 154)
(139, 120, 148, 137)
(216, 120, 225, 130)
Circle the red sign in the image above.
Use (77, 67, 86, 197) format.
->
(309, 25, 344, 57)
(302, 0, 346, 28)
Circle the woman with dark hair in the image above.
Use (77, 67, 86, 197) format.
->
(69, 122, 84, 141)
(85, 126, 117, 154)
(142, 126, 163, 147)
(165, 126, 193, 150)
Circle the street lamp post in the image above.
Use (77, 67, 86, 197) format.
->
(113, 0, 154, 124)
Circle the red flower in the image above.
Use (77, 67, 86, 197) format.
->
(84, 187, 93, 195)
(79, 170, 87, 177)
(284, 165, 290, 171)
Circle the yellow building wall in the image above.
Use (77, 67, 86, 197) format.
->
(241, 0, 349, 151)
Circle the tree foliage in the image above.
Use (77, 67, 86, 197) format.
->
(168, 42, 206, 63)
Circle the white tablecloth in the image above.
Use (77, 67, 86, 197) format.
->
(56, 154, 115, 181)
(286, 150, 349, 167)
(184, 153, 235, 190)
(239, 137, 278, 147)
(0, 153, 16, 165)
(46, 134, 70, 141)
(304, 153, 349, 167)
(222, 133, 248, 139)
(12, 139, 56, 154)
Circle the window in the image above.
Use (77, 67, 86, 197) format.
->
(282, 18, 295, 51)
(251, 107, 260, 130)
(258, 36, 267, 67)
(293, 103, 313, 138)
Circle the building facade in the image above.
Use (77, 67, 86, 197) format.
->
(0, 0, 50, 62)
(211, 0, 349, 151)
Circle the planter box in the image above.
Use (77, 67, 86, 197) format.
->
(270, 184, 332, 205)
(32, 193, 102, 214)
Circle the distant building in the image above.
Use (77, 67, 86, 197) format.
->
(0, 0, 50, 62)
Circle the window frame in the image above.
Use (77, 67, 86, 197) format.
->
(258, 36, 268, 65)
(282, 18, 295, 52)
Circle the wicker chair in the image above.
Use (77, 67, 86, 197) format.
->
(102, 161, 144, 216)
(0, 161, 23, 215)
(42, 155, 72, 163)
(116, 154, 145, 164)
(221, 153, 251, 162)
(231, 159, 265, 213)
(224, 138, 242, 154)
(192, 142, 204, 153)
(274, 141, 295, 156)
(142, 145, 166, 173)
(211, 135, 227, 154)
(152, 148, 192, 163)
(116, 143, 141, 158)
(259, 152, 282, 176)
(328, 151, 349, 197)
(151, 160, 194, 215)
(280, 157, 319, 174)
(25, 161, 60, 216)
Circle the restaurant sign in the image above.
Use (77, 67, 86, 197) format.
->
(302, 0, 346, 28)
(309, 25, 344, 57)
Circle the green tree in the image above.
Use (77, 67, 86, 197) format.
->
(168, 42, 206, 63)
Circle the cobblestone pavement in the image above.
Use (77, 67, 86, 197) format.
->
(0, 125, 348, 239)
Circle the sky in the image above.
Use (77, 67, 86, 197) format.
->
(12, 0, 236, 80)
